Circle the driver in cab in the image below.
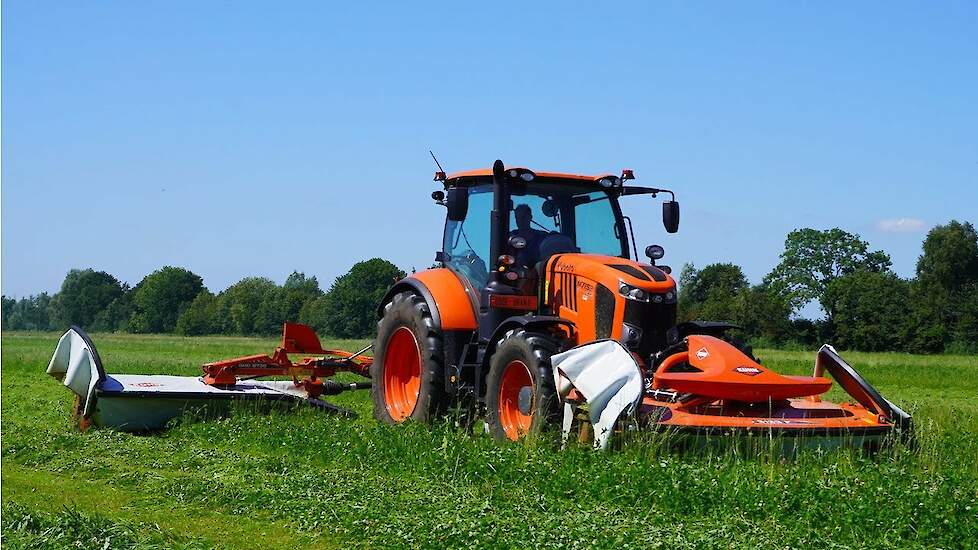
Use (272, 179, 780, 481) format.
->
(510, 204, 548, 267)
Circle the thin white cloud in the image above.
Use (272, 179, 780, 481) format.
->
(877, 218, 926, 233)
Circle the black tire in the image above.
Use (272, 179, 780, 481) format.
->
(485, 329, 560, 441)
(371, 291, 447, 424)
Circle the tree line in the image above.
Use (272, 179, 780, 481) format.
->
(679, 220, 978, 354)
(1, 259, 405, 339)
(3, 220, 976, 353)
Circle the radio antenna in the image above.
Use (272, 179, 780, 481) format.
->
(429, 150, 446, 173)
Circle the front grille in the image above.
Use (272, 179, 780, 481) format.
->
(595, 284, 615, 339)
(624, 299, 676, 357)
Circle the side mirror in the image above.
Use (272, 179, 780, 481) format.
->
(662, 200, 680, 233)
(446, 187, 468, 221)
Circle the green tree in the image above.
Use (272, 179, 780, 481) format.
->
(682, 263, 749, 304)
(911, 220, 978, 352)
(128, 267, 204, 333)
(318, 258, 405, 338)
(908, 280, 949, 353)
(281, 271, 322, 322)
(916, 221, 978, 294)
(175, 290, 220, 335)
(678, 263, 749, 322)
(1, 293, 54, 331)
(254, 286, 286, 335)
(678, 263, 793, 345)
(764, 228, 891, 320)
(298, 294, 331, 334)
(949, 283, 978, 354)
(91, 290, 133, 332)
(219, 277, 280, 335)
(732, 285, 794, 345)
(1, 296, 14, 328)
(49, 269, 125, 329)
(823, 271, 912, 351)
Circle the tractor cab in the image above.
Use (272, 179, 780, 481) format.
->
(439, 169, 631, 291)
(434, 161, 681, 349)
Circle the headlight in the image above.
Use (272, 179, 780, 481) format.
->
(620, 322, 643, 349)
(654, 291, 677, 304)
(618, 281, 650, 302)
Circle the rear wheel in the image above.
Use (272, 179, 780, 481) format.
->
(372, 292, 446, 423)
(486, 329, 560, 441)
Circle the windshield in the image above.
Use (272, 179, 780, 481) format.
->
(443, 183, 626, 289)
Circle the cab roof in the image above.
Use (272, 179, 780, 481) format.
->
(444, 168, 619, 185)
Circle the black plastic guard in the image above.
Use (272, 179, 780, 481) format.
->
(815, 344, 913, 441)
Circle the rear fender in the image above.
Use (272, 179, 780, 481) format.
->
(377, 268, 478, 331)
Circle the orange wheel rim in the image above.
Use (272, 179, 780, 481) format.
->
(498, 360, 534, 440)
(383, 326, 422, 421)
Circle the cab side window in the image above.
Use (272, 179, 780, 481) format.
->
(443, 186, 492, 289)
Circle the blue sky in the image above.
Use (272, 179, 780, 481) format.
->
(3, 1, 976, 315)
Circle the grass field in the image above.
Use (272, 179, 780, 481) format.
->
(2, 331, 976, 549)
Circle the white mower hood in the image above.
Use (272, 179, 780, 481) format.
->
(551, 339, 644, 450)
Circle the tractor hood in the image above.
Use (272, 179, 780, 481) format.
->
(546, 253, 676, 294)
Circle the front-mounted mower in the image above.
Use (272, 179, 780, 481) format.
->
(47, 160, 912, 450)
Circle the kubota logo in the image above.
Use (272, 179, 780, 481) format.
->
(695, 347, 709, 360)
(734, 366, 762, 376)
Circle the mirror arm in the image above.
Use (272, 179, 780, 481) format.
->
(621, 186, 675, 201)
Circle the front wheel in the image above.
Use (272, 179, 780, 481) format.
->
(485, 329, 560, 441)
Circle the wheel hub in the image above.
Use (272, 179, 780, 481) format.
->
(382, 326, 422, 421)
(498, 360, 534, 440)
(517, 386, 534, 415)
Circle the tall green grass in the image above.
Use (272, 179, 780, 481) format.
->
(2, 331, 976, 548)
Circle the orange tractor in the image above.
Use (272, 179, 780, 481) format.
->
(49, 159, 911, 450)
